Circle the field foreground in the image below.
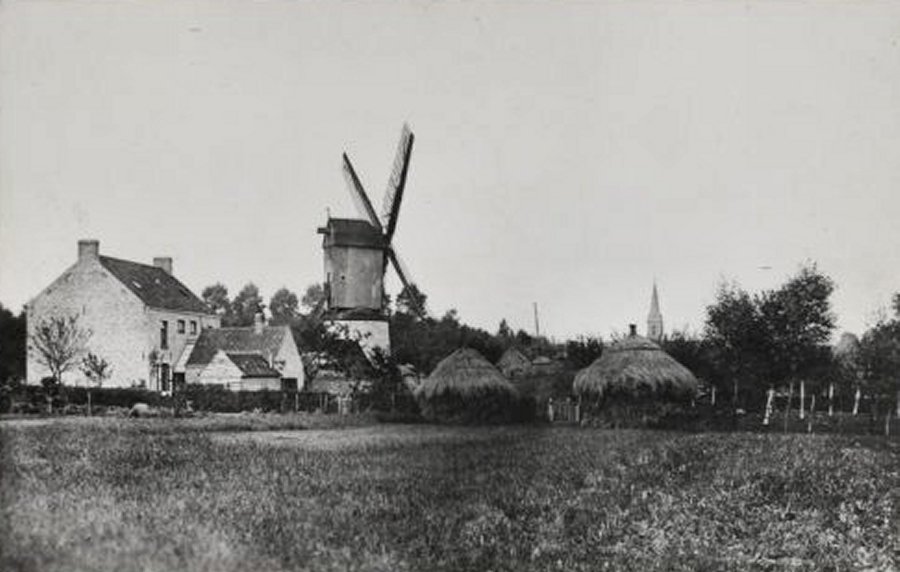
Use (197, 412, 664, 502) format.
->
(1, 419, 898, 571)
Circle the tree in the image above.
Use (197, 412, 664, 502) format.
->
(497, 319, 513, 340)
(661, 330, 717, 388)
(0, 302, 26, 383)
(858, 319, 900, 416)
(397, 284, 427, 317)
(269, 288, 299, 325)
(202, 283, 234, 324)
(704, 282, 766, 406)
(30, 315, 92, 384)
(81, 352, 111, 415)
(300, 283, 326, 314)
(232, 283, 265, 327)
(566, 336, 604, 369)
(757, 264, 835, 390)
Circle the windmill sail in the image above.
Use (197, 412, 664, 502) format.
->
(381, 124, 414, 242)
(387, 248, 427, 317)
(342, 153, 383, 232)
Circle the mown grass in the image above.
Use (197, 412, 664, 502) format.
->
(1, 421, 898, 571)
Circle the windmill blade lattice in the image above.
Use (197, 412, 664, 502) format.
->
(381, 124, 414, 242)
(341, 153, 383, 232)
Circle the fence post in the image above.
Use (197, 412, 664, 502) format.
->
(548, 398, 554, 422)
(852, 387, 861, 416)
(763, 388, 775, 426)
(783, 382, 794, 433)
(828, 383, 834, 417)
(799, 381, 805, 420)
(807, 395, 816, 433)
(711, 386, 716, 407)
(885, 409, 891, 437)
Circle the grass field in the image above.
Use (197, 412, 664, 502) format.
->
(1, 418, 898, 571)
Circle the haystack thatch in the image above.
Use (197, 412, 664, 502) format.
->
(416, 348, 522, 423)
(418, 348, 516, 400)
(573, 332, 698, 402)
(497, 347, 532, 378)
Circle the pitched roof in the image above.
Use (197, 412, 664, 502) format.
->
(319, 218, 385, 249)
(187, 326, 289, 367)
(99, 256, 211, 314)
(225, 352, 281, 378)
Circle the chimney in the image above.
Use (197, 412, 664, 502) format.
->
(153, 257, 173, 275)
(78, 239, 99, 261)
(254, 312, 264, 334)
(629, 324, 637, 337)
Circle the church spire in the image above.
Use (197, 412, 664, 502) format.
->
(647, 282, 664, 342)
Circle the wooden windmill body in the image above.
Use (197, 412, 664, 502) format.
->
(317, 124, 426, 358)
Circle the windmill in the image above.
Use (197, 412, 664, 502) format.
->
(317, 124, 426, 356)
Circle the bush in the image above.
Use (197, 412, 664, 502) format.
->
(418, 390, 536, 424)
(181, 384, 286, 413)
(64, 387, 171, 409)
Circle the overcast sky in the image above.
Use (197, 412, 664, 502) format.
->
(1, 1, 898, 341)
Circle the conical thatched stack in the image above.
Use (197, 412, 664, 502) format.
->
(574, 327, 698, 402)
(416, 348, 521, 423)
(497, 347, 532, 378)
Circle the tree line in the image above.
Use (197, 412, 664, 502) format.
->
(2, 262, 899, 417)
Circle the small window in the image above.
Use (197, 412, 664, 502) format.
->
(190, 321, 197, 335)
(177, 320, 185, 334)
(160, 320, 169, 350)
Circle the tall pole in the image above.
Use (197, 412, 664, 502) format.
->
(533, 302, 541, 337)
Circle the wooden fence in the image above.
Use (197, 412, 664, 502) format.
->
(547, 397, 580, 423)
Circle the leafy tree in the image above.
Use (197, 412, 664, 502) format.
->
(497, 319, 513, 340)
(661, 330, 719, 389)
(301, 283, 326, 314)
(565, 336, 604, 369)
(397, 284, 427, 317)
(81, 352, 111, 415)
(0, 302, 26, 383)
(858, 319, 900, 412)
(704, 282, 766, 406)
(757, 264, 836, 391)
(232, 283, 265, 327)
(269, 288, 299, 325)
(202, 283, 235, 324)
(30, 315, 92, 384)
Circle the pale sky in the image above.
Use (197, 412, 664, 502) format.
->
(1, 1, 899, 341)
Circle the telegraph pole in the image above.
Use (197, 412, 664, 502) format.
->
(533, 302, 541, 337)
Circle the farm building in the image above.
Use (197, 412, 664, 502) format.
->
(574, 324, 698, 403)
(497, 347, 532, 378)
(184, 314, 304, 391)
(197, 351, 282, 391)
(416, 348, 519, 423)
(26, 240, 219, 390)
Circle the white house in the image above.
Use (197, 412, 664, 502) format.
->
(185, 314, 305, 391)
(26, 239, 219, 389)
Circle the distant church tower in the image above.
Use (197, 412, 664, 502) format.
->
(647, 282, 664, 342)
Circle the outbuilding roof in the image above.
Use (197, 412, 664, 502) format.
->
(187, 326, 289, 367)
(226, 352, 281, 378)
(99, 256, 211, 314)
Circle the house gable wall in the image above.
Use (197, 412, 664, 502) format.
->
(275, 329, 305, 389)
(197, 351, 244, 387)
(26, 257, 148, 387)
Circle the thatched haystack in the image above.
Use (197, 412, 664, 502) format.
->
(574, 326, 698, 403)
(497, 347, 532, 378)
(417, 348, 524, 423)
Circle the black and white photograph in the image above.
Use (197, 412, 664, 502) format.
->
(1, 1, 898, 570)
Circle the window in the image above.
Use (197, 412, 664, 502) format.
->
(190, 321, 197, 335)
(160, 320, 169, 350)
(177, 319, 185, 334)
